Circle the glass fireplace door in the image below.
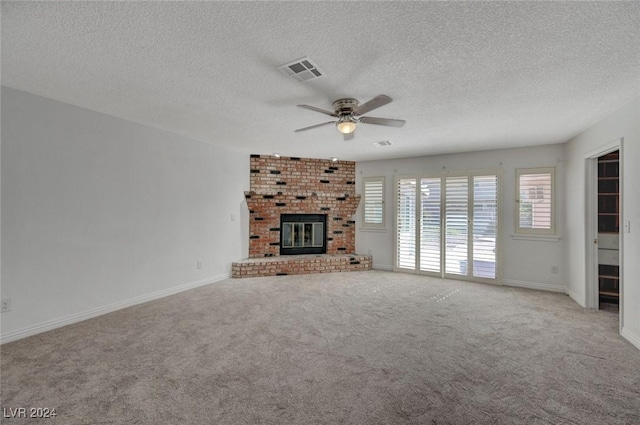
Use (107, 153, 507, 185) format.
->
(280, 214, 327, 255)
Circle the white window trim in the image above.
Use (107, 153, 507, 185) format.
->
(515, 167, 556, 236)
(361, 176, 386, 230)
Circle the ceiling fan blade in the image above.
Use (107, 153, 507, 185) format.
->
(343, 132, 355, 141)
(354, 94, 392, 116)
(294, 121, 336, 132)
(297, 104, 338, 117)
(359, 116, 406, 127)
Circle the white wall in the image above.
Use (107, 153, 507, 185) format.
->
(355, 144, 566, 292)
(1, 87, 249, 342)
(565, 96, 640, 349)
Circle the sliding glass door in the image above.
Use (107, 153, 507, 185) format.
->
(395, 172, 500, 284)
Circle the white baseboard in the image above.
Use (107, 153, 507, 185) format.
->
(0, 273, 230, 345)
(621, 327, 640, 350)
(503, 279, 566, 293)
(373, 264, 393, 271)
(565, 288, 586, 307)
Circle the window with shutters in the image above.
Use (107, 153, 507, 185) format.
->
(516, 167, 555, 235)
(362, 177, 385, 229)
(394, 171, 500, 282)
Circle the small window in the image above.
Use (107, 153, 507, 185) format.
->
(362, 177, 385, 229)
(516, 167, 555, 235)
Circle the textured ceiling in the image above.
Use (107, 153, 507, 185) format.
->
(2, 1, 640, 161)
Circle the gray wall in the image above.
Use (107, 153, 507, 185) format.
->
(1, 87, 249, 341)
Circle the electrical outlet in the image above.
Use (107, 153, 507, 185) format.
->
(1, 299, 11, 313)
(197, 261, 203, 270)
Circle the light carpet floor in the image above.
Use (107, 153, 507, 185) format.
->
(1, 270, 639, 424)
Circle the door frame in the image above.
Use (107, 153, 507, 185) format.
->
(584, 138, 623, 328)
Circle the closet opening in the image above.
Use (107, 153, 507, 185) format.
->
(597, 150, 620, 312)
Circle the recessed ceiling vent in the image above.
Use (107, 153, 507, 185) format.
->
(278, 57, 324, 82)
(373, 140, 393, 147)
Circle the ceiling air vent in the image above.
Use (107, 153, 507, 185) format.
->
(373, 140, 393, 147)
(277, 57, 324, 82)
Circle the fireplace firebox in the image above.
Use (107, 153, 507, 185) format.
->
(280, 214, 327, 255)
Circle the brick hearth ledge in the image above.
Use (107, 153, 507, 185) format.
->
(232, 254, 372, 278)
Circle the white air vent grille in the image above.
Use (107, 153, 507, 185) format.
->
(373, 140, 392, 147)
(278, 57, 324, 82)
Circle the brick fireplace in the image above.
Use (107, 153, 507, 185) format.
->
(231, 155, 372, 278)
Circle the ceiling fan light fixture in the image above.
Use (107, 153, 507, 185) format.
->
(336, 118, 357, 134)
(295, 95, 403, 138)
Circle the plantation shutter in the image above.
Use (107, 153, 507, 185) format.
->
(419, 178, 441, 273)
(363, 177, 385, 228)
(472, 175, 498, 279)
(445, 176, 468, 275)
(516, 168, 554, 234)
(396, 178, 417, 270)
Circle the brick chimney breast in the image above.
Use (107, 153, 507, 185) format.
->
(244, 155, 360, 258)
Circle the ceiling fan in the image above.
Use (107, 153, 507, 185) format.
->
(294, 94, 405, 141)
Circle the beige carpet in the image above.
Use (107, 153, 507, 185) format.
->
(1, 270, 639, 424)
